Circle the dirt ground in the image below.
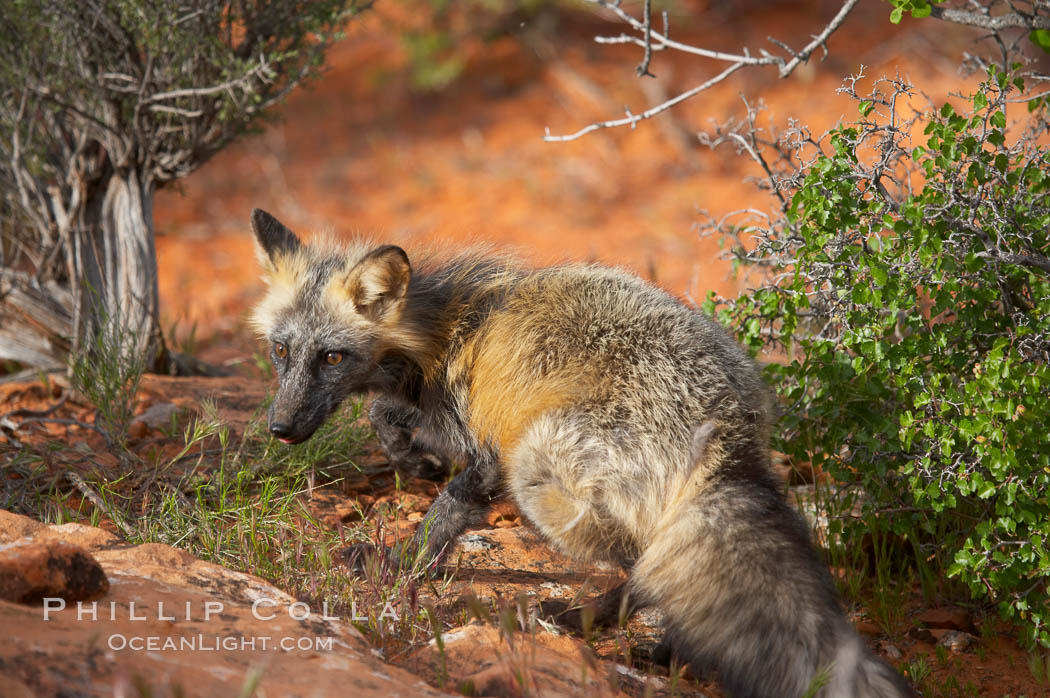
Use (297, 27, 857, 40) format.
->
(5, 1, 1049, 695)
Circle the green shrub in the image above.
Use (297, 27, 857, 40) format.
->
(709, 66, 1050, 647)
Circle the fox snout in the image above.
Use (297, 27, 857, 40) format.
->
(266, 395, 322, 445)
(267, 419, 299, 444)
(267, 375, 348, 445)
(267, 407, 312, 445)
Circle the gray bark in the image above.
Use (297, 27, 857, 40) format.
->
(0, 167, 164, 370)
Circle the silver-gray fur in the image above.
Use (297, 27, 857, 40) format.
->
(249, 209, 913, 698)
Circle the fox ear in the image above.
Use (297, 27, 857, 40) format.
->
(340, 245, 411, 321)
(251, 208, 301, 270)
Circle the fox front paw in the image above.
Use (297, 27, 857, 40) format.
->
(387, 448, 452, 481)
(338, 542, 388, 574)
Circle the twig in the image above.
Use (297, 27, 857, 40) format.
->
(0, 365, 65, 385)
(928, 6, 1050, 31)
(11, 416, 109, 440)
(144, 59, 275, 104)
(545, 62, 745, 142)
(975, 250, 1050, 273)
(66, 470, 137, 539)
(728, 132, 788, 208)
(589, 0, 776, 65)
(0, 394, 69, 421)
(778, 0, 860, 78)
(636, 0, 655, 78)
(550, 0, 861, 142)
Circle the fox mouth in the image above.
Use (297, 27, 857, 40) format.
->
(274, 431, 316, 445)
(268, 425, 318, 445)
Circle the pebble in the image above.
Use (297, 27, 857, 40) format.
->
(879, 642, 903, 660)
(935, 629, 975, 653)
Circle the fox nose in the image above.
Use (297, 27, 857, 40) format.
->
(269, 422, 293, 439)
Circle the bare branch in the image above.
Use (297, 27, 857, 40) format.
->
(975, 251, 1050, 273)
(143, 59, 275, 104)
(778, 0, 860, 78)
(544, 62, 745, 142)
(636, 0, 655, 78)
(550, 0, 861, 142)
(929, 5, 1050, 31)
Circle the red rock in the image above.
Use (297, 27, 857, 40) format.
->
(918, 607, 973, 632)
(0, 510, 45, 541)
(0, 510, 451, 697)
(0, 540, 109, 603)
(128, 420, 151, 440)
(409, 623, 629, 697)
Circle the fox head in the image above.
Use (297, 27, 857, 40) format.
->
(250, 209, 415, 444)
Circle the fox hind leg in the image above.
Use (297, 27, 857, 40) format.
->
(507, 412, 634, 568)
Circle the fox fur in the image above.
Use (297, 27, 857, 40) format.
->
(249, 208, 914, 698)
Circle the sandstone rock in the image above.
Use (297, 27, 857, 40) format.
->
(917, 606, 973, 633)
(1, 503, 119, 552)
(0, 509, 45, 542)
(0, 539, 109, 603)
(409, 623, 635, 697)
(127, 419, 151, 440)
(48, 522, 121, 550)
(907, 626, 936, 644)
(0, 510, 450, 697)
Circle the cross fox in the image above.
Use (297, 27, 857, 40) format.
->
(249, 208, 913, 698)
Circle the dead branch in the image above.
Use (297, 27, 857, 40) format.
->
(545, 0, 860, 142)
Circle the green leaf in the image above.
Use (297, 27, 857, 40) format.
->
(1030, 29, 1050, 54)
(890, 6, 904, 23)
(910, 2, 932, 19)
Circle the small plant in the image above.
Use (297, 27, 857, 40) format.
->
(425, 604, 448, 688)
(934, 643, 950, 667)
(69, 306, 149, 452)
(1029, 649, 1050, 686)
(901, 656, 932, 686)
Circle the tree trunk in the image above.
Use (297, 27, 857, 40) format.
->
(75, 168, 165, 367)
(0, 167, 167, 371)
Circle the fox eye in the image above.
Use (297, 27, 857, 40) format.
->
(274, 342, 288, 359)
(325, 351, 343, 366)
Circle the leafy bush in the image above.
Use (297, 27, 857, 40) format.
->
(709, 67, 1050, 647)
